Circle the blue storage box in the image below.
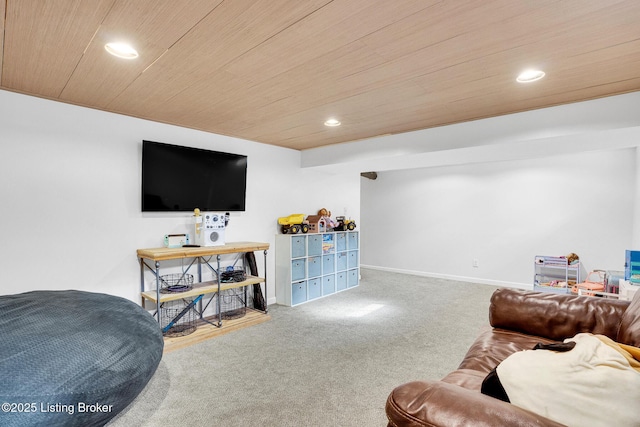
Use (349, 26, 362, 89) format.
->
(624, 250, 640, 283)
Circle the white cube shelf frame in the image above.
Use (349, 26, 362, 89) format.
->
(276, 231, 359, 306)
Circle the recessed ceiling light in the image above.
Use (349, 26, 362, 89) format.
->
(517, 69, 545, 83)
(105, 42, 139, 59)
(324, 118, 341, 127)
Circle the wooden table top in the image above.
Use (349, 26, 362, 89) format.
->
(137, 241, 270, 261)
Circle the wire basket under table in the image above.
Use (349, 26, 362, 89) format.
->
(220, 286, 247, 319)
(159, 273, 194, 294)
(161, 299, 197, 337)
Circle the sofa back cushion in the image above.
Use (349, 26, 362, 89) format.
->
(489, 288, 629, 342)
(618, 290, 640, 347)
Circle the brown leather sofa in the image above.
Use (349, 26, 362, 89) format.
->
(386, 288, 640, 427)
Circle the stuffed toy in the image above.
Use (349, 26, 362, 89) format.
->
(318, 208, 338, 230)
(565, 252, 579, 265)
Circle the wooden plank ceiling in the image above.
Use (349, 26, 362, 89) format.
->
(2, 0, 640, 150)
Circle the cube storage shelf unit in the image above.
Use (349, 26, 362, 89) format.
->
(276, 231, 359, 306)
(533, 255, 581, 294)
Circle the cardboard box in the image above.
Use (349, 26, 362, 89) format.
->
(620, 279, 639, 301)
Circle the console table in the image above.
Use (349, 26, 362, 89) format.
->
(137, 242, 269, 327)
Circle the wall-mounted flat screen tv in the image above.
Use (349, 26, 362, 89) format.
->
(142, 140, 247, 212)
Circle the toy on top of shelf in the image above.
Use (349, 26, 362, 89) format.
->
(317, 208, 339, 230)
(305, 214, 326, 233)
(277, 209, 356, 234)
(334, 216, 356, 231)
(278, 213, 309, 234)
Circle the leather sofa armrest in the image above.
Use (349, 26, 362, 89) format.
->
(386, 380, 565, 427)
(489, 288, 630, 341)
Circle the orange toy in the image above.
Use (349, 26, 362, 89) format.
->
(571, 270, 605, 296)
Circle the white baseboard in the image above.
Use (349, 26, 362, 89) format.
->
(360, 264, 532, 290)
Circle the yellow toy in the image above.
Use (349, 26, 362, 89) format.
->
(334, 216, 356, 231)
(278, 214, 309, 234)
(193, 208, 202, 238)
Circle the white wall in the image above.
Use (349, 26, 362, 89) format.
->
(300, 92, 640, 288)
(302, 92, 640, 173)
(2, 88, 639, 301)
(0, 90, 360, 303)
(360, 148, 635, 287)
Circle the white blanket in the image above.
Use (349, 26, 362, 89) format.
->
(497, 333, 640, 427)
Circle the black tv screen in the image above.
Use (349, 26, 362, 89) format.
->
(142, 140, 247, 212)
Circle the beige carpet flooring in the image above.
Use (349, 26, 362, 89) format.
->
(108, 268, 499, 427)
